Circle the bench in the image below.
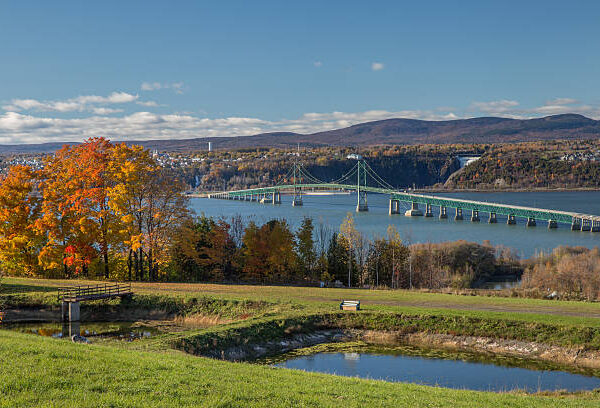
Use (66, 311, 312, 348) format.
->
(340, 300, 360, 311)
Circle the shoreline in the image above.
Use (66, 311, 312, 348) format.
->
(189, 187, 600, 197)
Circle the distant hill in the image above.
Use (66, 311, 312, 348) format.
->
(1, 114, 599, 153)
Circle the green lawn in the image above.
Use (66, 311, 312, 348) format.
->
(1, 330, 599, 408)
(5, 276, 600, 326)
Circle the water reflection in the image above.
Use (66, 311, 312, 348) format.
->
(3, 322, 158, 341)
(276, 351, 600, 392)
(62, 321, 80, 338)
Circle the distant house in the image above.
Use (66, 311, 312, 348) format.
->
(347, 153, 363, 160)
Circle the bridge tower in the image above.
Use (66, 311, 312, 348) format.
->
(356, 160, 368, 212)
(292, 163, 303, 206)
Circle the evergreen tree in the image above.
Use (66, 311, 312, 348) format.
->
(296, 217, 316, 280)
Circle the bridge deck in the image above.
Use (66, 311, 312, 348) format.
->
(208, 183, 600, 226)
(58, 283, 133, 303)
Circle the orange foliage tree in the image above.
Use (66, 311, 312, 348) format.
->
(0, 165, 43, 275)
(0, 137, 189, 280)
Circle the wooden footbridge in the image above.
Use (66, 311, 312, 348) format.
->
(58, 283, 133, 322)
(208, 160, 600, 232)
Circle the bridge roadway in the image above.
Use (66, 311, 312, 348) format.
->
(207, 183, 600, 231)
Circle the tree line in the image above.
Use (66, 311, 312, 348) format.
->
(0, 138, 188, 280)
(169, 213, 519, 288)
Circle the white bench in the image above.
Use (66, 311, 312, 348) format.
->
(340, 300, 360, 311)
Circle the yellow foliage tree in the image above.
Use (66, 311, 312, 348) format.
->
(0, 165, 43, 276)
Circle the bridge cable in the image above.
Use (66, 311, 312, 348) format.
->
(327, 162, 360, 185)
(362, 161, 395, 191)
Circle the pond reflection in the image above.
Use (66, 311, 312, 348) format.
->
(276, 350, 600, 392)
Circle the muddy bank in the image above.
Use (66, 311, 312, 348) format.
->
(200, 328, 600, 370)
(202, 330, 350, 361)
(353, 330, 600, 370)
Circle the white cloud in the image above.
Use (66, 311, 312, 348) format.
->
(91, 107, 123, 115)
(546, 97, 577, 106)
(469, 100, 520, 115)
(141, 81, 184, 94)
(371, 62, 384, 71)
(141, 82, 162, 91)
(469, 98, 600, 119)
(2, 92, 138, 114)
(1, 90, 599, 145)
(136, 100, 159, 107)
(0, 108, 464, 145)
(313, 61, 322, 67)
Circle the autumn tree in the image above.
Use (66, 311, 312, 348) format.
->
(143, 171, 189, 281)
(241, 219, 297, 283)
(170, 216, 237, 281)
(37, 145, 83, 277)
(339, 212, 361, 287)
(71, 138, 120, 279)
(0, 165, 43, 276)
(108, 143, 160, 280)
(240, 221, 266, 282)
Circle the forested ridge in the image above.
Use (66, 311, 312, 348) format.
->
(446, 140, 600, 189)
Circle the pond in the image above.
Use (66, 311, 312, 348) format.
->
(274, 347, 600, 392)
(2, 321, 161, 342)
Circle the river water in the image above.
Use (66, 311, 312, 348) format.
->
(276, 350, 600, 392)
(190, 191, 600, 259)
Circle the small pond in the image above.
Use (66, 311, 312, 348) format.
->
(479, 278, 521, 290)
(2, 321, 160, 341)
(275, 348, 600, 392)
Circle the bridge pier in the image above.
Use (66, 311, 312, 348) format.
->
(572, 217, 582, 230)
(425, 203, 433, 217)
(356, 192, 368, 212)
(389, 199, 400, 215)
(507, 214, 516, 225)
(454, 208, 463, 221)
(548, 220, 558, 229)
(272, 192, 281, 205)
(471, 209, 480, 222)
(488, 212, 497, 223)
(405, 202, 423, 216)
(591, 220, 600, 232)
(439, 206, 448, 219)
(292, 197, 303, 206)
(62, 301, 80, 323)
(581, 218, 591, 231)
(526, 217, 536, 227)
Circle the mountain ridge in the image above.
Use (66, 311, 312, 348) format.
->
(0, 114, 598, 153)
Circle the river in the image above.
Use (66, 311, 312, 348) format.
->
(189, 191, 600, 259)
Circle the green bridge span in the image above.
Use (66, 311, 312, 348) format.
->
(206, 161, 600, 232)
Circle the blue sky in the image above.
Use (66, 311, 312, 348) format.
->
(1, 0, 599, 143)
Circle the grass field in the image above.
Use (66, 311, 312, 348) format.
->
(2, 277, 600, 407)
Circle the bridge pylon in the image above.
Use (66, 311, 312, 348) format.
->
(356, 160, 368, 212)
(292, 163, 303, 206)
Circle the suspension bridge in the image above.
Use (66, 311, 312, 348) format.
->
(207, 159, 600, 232)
